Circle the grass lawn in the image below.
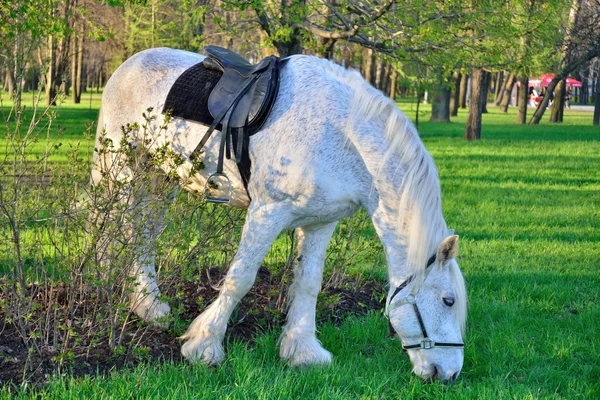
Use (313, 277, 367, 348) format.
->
(1, 95, 600, 398)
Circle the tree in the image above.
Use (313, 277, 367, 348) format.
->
(549, 79, 566, 122)
(498, 73, 516, 112)
(529, 0, 600, 124)
(594, 66, 600, 125)
(464, 68, 484, 140)
(429, 72, 452, 122)
(516, 75, 529, 124)
(449, 72, 461, 116)
(0, 0, 56, 107)
(45, 0, 78, 106)
(459, 73, 468, 108)
(122, 0, 207, 57)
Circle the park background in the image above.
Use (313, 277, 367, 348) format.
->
(0, 1, 599, 398)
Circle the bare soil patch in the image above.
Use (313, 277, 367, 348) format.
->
(0, 267, 385, 387)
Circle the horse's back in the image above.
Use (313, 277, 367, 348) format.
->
(101, 48, 204, 128)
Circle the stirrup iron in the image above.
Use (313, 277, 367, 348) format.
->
(204, 172, 232, 204)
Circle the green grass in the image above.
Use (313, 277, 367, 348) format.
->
(2, 99, 600, 398)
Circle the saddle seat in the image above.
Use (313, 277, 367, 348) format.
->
(198, 45, 280, 134)
(203, 46, 272, 77)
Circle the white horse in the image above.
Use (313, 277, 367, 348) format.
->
(90, 47, 467, 382)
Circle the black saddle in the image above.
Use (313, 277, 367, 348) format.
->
(190, 46, 282, 177)
(163, 46, 285, 202)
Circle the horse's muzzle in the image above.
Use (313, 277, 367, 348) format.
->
(419, 365, 460, 384)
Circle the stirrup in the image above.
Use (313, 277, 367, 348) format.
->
(203, 172, 232, 204)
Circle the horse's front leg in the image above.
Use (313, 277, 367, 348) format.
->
(181, 204, 289, 365)
(280, 222, 337, 366)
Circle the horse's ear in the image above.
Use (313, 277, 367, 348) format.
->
(437, 235, 459, 267)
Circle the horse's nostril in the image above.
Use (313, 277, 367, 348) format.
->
(440, 371, 460, 385)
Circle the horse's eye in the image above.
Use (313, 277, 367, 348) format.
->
(442, 297, 455, 307)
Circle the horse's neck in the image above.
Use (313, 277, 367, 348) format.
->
(351, 112, 445, 286)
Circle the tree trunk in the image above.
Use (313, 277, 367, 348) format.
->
(381, 63, 391, 95)
(374, 59, 383, 90)
(362, 48, 373, 83)
(430, 86, 451, 122)
(481, 71, 490, 113)
(464, 68, 483, 140)
(557, 81, 566, 122)
(81, 67, 87, 93)
(31, 68, 38, 91)
(71, 35, 77, 101)
(415, 90, 422, 130)
(97, 69, 103, 93)
(500, 73, 516, 113)
(579, 69, 588, 105)
(74, 34, 83, 103)
(495, 71, 506, 105)
(370, 53, 378, 86)
(5, 70, 15, 98)
(459, 73, 468, 108)
(549, 80, 565, 122)
(389, 68, 397, 100)
(75, 32, 85, 103)
(516, 75, 529, 124)
(450, 72, 461, 117)
(46, 35, 56, 106)
(594, 72, 600, 125)
(494, 71, 504, 104)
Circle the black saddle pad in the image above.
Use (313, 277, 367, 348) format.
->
(162, 62, 252, 189)
(163, 62, 222, 128)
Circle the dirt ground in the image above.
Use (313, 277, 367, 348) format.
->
(0, 267, 385, 387)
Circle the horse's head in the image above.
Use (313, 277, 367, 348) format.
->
(387, 235, 466, 383)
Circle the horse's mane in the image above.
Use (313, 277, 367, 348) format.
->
(313, 58, 467, 332)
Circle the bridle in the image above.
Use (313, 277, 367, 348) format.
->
(385, 254, 464, 351)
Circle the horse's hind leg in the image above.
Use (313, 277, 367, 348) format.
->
(128, 177, 177, 325)
(90, 141, 175, 327)
(181, 204, 290, 365)
(280, 222, 337, 366)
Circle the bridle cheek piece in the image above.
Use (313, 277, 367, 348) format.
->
(385, 254, 464, 352)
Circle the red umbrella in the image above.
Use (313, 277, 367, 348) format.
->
(535, 73, 582, 87)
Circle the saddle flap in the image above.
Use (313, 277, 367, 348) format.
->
(207, 72, 251, 127)
(248, 61, 279, 123)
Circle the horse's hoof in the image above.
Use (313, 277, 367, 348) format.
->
(280, 335, 333, 367)
(181, 338, 224, 366)
(132, 297, 171, 329)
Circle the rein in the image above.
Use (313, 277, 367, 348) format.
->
(386, 254, 464, 351)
